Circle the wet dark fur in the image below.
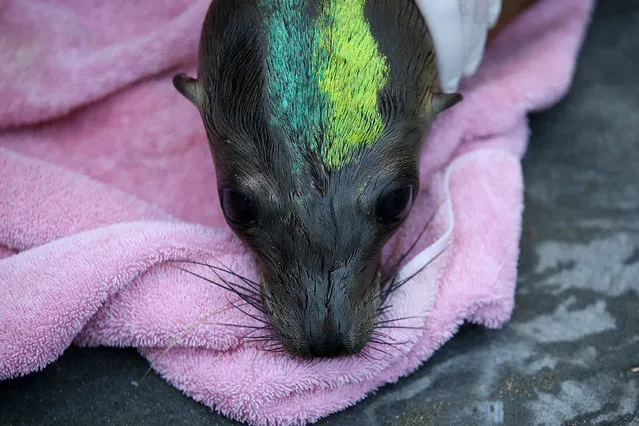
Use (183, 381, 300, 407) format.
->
(173, 0, 462, 358)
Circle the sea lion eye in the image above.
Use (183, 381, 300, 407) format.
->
(376, 185, 415, 225)
(221, 187, 257, 227)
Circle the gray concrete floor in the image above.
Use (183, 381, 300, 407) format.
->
(1, 1, 638, 425)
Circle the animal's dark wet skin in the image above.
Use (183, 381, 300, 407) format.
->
(172, 0, 462, 358)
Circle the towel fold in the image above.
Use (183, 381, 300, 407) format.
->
(0, 0, 594, 424)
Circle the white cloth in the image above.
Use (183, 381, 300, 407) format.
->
(415, 0, 502, 92)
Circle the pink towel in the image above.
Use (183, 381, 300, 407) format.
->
(0, 0, 594, 424)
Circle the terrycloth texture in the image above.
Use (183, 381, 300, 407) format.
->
(0, 0, 593, 424)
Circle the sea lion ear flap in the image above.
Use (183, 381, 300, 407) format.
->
(173, 73, 203, 109)
(431, 91, 463, 115)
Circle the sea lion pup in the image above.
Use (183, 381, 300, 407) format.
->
(173, 0, 464, 357)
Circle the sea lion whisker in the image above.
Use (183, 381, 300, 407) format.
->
(206, 264, 266, 303)
(214, 322, 270, 330)
(384, 243, 450, 300)
(169, 258, 262, 288)
(239, 326, 274, 342)
(166, 264, 262, 304)
(361, 345, 393, 360)
(243, 333, 281, 341)
(167, 259, 262, 292)
(357, 347, 384, 362)
(229, 301, 270, 326)
(376, 304, 394, 316)
(368, 335, 410, 357)
(376, 325, 423, 330)
(368, 337, 395, 347)
(381, 198, 444, 284)
(210, 274, 268, 316)
(375, 315, 423, 325)
(168, 264, 269, 318)
(257, 343, 287, 353)
(370, 330, 402, 343)
(369, 330, 411, 347)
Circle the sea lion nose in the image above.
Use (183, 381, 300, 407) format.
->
(301, 267, 362, 357)
(307, 332, 344, 357)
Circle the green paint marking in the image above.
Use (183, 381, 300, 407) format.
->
(314, 0, 389, 168)
(261, 1, 322, 172)
(260, 0, 389, 171)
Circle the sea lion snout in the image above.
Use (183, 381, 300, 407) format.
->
(260, 253, 381, 358)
